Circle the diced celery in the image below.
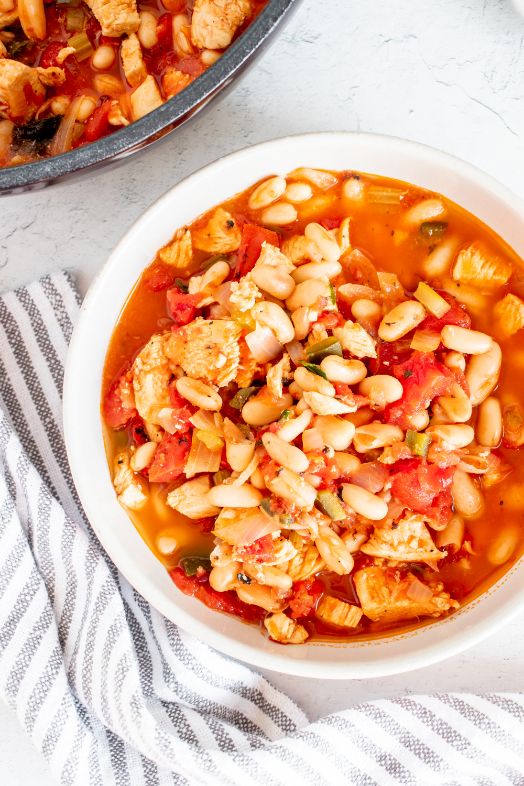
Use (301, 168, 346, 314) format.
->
(230, 386, 257, 409)
(68, 31, 93, 61)
(301, 362, 328, 379)
(316, 491, 346, 521)
(329, 282, 337, 305)
(180, 556, 212, 576)
(406, 430, 432, 457)
(367, 186, 405, 205)
(65, 6, 84, 31)
(306, 338, 343, 362)
(410, 329, 441, 352)
(413, 281, 451, 318)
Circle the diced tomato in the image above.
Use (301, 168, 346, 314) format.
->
(369, 338, 412, 375)
(168, 384, 195, 428)
(333, 383, 357, 407)
(156, 12, 174, 49)
(235, 534, 274, 563)
(148, 432, 191, 483)
(196, 517, 215, 534)
(320, 217, 341, 230)
(103, 371, 136, 429)
(128, 416, 148, 446)
(145, 264, 177, 291)
(39, 41, 63, 68)
(288, 578, 323, 619)
(83, 99, 112, 143)
(166, 289, 200, 326)
(316, 311, 344, 329)
(385, 351, 455, 429)
(177, 56, 205, 76)
(420, 292, 471, 333)
(389, 458, 454, 528)
(236, 224, 280, 277)
(306, 451, 341, 490)
(350, 461, 389, 493)
(170, 568, 265, 623)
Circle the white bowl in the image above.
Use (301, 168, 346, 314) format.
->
(64, 132, 524, 678)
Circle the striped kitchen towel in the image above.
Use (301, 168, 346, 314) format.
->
(0, 271, 523, 786)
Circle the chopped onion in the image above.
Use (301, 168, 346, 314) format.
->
(245, 325, 282, 362)
(231, 451, 260, 487)
(285, 339, 305, 365)
(184, 432, 222, 478)
(50, 95, 84, 155)
(406, 576, 433, 603)
(214, 281, 232, 309)
(214, 507, 280, 546)
(410, 329, 441, 352)
(350, 461, 389, 493)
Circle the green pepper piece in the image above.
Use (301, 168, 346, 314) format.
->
(406, 429, 432, 457)
(174, 277, 189, 293)
(279, 409, 292, 422)
(230, 386, 257, 409)
(306, 338, 343, 363)
(180, 556, 212, 577)
(316, 491, 346, 521)
(301, 362, 328, 379)
(419, 221, 448, 240)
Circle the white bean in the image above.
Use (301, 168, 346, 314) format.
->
(176, 377, 222, 411)
(426, 424, 474, 450)
(285, 181, 313, 202)
(209, 562, 241, 592)
(76, 96, 97, 122)
(359, 375, 403, 407)
(342, 484, 388, 520)
(207, 484, 262, 508)
(252, 301, 295, 344)
(294, 366, 335, 396)
(291, 306, 317, 340)
(353, 423, 404, 452)
(314, 416, 355, 450)
(351, 298, 382, 324)
(320, 356, 368, 384)
(286, 279, 331, 311)
(435, 515, 465, 548)
(92, 45, 116, 70)
(288, 167, 338, 190)
(487, 525, 519, 566)
(465, 342, 502, 406)
(261, 202, 297, 226)
(402, 198, 446, 227)
(476, 396, 502, 447)
(248, 176, 287, 210)
(293, 259, 342, 283)
(379, 300, 426, 341)
(436, 383, 472, 424)
(315, 526, 354, 575)
(138, 11, 158, 48)
(262, 432, 309, 473)
(236, 584, 282, 612)
(251, 264, 295, 300)
(304, 222, 341, 263)
(452, 469, 484, 518)
(242, 392, 293, 426)
(277, 408, 313, 442)
(421, 236, 460, 278)
(18, 0, 46, 40)
(201, 49, 221, 66)
(130, 441, 157, 471)
(266, 467, 317, 509)
(333, 452, 361, 476)
(443, 351, 466, 373)
(441, 325, 493, 355)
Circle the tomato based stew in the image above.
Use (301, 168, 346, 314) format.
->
(102, 168, 524, 644)
(0, 0, 267, 167)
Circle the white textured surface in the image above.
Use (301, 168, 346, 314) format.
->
(1, 0, 524, 782)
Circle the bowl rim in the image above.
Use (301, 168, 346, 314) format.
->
(0, 0, 297, 193)
(64, 131, 524, 678)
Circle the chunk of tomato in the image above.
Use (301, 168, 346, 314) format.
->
(170, 567, 266, 623)
(128, 416, 148, 446)
(166, 289, 200, 326)
(168, 384, 195, 429)
(235, 534, 274, 563)
(83, 98, 112, 143)
(385, 351, 455, 429)
(148, 432, 191, 483)
(236, 224, 280, 277)
(420, 292, 471, 333)
(389, 458, 454, 528)
(288, 578, 323, 619)
(103, 371, 136, 429)
(144, 264, 176, 292)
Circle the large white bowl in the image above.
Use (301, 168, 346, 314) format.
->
(64, 132, 524, 678)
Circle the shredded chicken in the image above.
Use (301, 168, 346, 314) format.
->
(452, 241, 512, 289)
(191, 0, 251, 50)
(84, 0, 139, 37)
(191, 208, 242, 253)
(0, 59, 45, 122)
(165, 318, 241, 387)
(132, 333, 173, 424)
(361, 513, 444, 565)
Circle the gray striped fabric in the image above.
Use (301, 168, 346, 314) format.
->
(0, 271, 523, 786)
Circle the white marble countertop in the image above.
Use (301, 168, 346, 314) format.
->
(2, 0, 524, 782)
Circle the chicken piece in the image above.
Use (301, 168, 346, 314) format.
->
(335, 320, 377, 359)
(254, 241, 295, 275)
(0, 40, 6, 58)
(266, 353, 291, 400)
(113, 450, 147, 509)
(165, 318, 241, 387)
(85, 0, 139, 37)
(377, 271, 405, 305)
(503, 402, 524, 447)
(234, 337, 259, 387)
(240, 536, 297, 567)
(130, 74, 162, 121)
(287, 533, 325, 581)
(191, 208, 241, 254)
(493, 293, 524, 337)
(361, 513, 444, 565)
(167, 475, 220, 519)
(316, 595, 363, 629)
(264, 612, 309, 644)
(281, 234, 323, 265)
(452, 241, 512, 290)
(229, 277, 261, 315)
(0, 59, 45, 122)
(158, 228, 192, 269)
(354, 565, 458, 624)
(162, 67, 192, 99)
(120, 33, 147, 88)
(132, 333, 173, 424)
(191, 0, 251, 50)
(36, 66, 65, 87)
